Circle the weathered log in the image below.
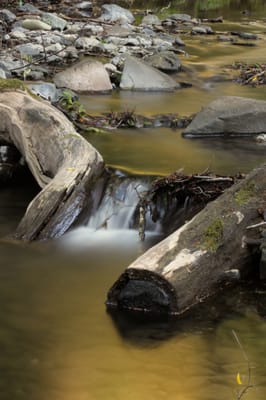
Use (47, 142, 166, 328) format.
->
(106, 164, 266, 316)
(0, 89, 105, 240)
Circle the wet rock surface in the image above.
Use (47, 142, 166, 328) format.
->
(183, 96, 266, 137)
(120, 55, 179, 91)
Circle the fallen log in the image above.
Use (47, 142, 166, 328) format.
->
(0, 87, 105, 240)
(106, 164, 266, 316)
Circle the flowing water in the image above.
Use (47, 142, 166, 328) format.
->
(1, 1, 266, 399)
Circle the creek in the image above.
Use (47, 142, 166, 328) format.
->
(1, 1, 266, 399)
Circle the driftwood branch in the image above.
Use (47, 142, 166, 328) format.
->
(0, 89, 105, 240)
(106, 164, 266, 316)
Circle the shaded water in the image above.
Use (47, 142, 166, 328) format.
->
(1, 2, 266, 399)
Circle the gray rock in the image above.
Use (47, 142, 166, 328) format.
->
(141, 14, 161, 26)
(192, 25, 214, 34)
(62, 34, 78, 46)
(120, 55, 178, 91)
(217, 35, 232, 42)
(75, 1, 93, 17)
(162, 18, 178, 28)
(45, 43, 63, 53)
(27, 82, 59, 101)
(140, 27, 156, 37)
(0, 57, 24, 75)
(63, 46, 79, 60)
(231, 31, 258, 40)
(169, 14, 192, 22)
(104, 63, 117, 74)
(26, 70, 45, 80)
(75, 36, 103, 51)
(78, 23, 104, 36)
(158, 33, 175, 45)
(22, 19, 52, 31)
(111, 54, 127, 68)
(35, 32, 64, 46)
(99, 4, 134, 24)
(41, 12, 67, 31)
(152, 37, 173, 50)
(18, 3, 41, 14)
(145, 51, 181, 72)
(103, 24, 133, 38)
(124, 37, 139, 46)
(16, 43, 43, 57)
(10, 28, 27, 41)
(102, 42, 118, 55)
(183, 96, 266, 137)
(54, 60, 112, 93)
(0, 9, 16, 24)
(77, 1, 93, 9)
(137, 35, 153, 47)
(175, 36, 185, 46)
(105, 36, 126, 46)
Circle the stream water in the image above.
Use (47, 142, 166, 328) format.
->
(1, 1, 266, 399)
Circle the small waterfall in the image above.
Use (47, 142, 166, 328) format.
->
(87, 177, 150, 230)
(59, 174, 162, 251)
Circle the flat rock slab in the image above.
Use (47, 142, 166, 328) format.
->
(120, 55, 178, 91)
(183, 96, 266, 137)
(54, 60, 112, 93)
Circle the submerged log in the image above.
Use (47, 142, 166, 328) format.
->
(106, 164, 266, 316)
(0, 89, 104, 240)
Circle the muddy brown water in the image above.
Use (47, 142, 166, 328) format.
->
(1, 2, 266, 399)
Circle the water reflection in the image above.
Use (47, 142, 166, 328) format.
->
(0, 241, 265, 400)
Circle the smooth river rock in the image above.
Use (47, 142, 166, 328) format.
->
(22, 19, 51, 31)
(183, 96, 266, 137)
(54, 60, 112, 93)
(120, 55, 178, 91)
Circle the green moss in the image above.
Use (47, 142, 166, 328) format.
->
(0, 78, 40, 100)
(0, 78, 27, 92)
(203, 218, 224, 252)
(234, 182, 255, 206)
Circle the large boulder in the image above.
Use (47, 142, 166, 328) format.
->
(120, 56, 178, 91)
(183, 96, 266, 137)
(99, 4, 134, 24)
(53, 60, 112, 93)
